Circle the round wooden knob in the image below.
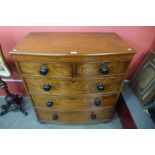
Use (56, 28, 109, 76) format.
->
(97, 83, 104, 91)
(94, 98, 101, 106)
(43, 84, 51, 91)
(52, 115, 59, 120)
(40, 66, 48, 75)
(100, 65, 109, 75)
(47, 101, 53, 107)
(91, 114, 97, 120)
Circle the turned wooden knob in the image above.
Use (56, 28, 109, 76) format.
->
(43, 84, 51, 91)
(100, 65, 109, 75)
(94, 98, 101, 106)
(47, 100, 53, 107)
(52, 115, 59, 120)
(91, 114, 97, 120)
(97, 83, 104, 91)
(40, 66, 48, 75)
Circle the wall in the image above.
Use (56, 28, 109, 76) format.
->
(0, 26, 155, 96)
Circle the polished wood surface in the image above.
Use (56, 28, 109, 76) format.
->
(10, 32, 135, 55)
(24, 76, 123, 95)
(18, 61, 72, 77)
(36, 106, 114, 124)
(31, 94, 117, 110)
(76, 61, 130, 77)
(13, 54, 134, 62)
(18, 60, 129, 78)
(10, 32, 135, 124)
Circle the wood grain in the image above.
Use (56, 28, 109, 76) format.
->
(12, 54, 134, 62)
(9, 32, 135, 124)
(76, 61, 130, 77)
(24, 76, 124, 95)
(31, 93, 118, 110)
(36, 106, 114, 124)
(18, 60, 130, 78)
(18, 61, 72, 77)
(10, 32, 135, 55)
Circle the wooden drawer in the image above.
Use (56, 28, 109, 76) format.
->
(76, 61, 130, 77)
(31, 94, 117, 110)
(18, 61, 72, 77)
(18, 60, 129, 78)
(36, 107, 114, 124)
(25, 76, 124, 95)
(10, 32, 135, 125)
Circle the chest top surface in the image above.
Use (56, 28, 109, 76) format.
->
(10, 32, 135, 56)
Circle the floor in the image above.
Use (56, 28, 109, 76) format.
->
(0, 97, 122, 129)
(0, 82, 154, 129)
(122, 83, 155, 129)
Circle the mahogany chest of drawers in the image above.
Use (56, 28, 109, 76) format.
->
(10, 32, 135, 124)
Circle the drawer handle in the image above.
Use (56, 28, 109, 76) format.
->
(91, 114, 97, 120)
(43, 84, 51, 91)
(47, 100, 53, 107)
(40, 66, 48, 75)
(97, 83, 104, 91)
(52, 115, 59, 120)
(100, 65, 109, 75)
(94, 98, 101, 106)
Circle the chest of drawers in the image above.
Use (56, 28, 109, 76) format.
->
(10, 32, 135, 124)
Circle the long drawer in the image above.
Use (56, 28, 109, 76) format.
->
(36, 106, 114, 124)
(24, 76, 124, 95)
(10, 32, 135, 125)
(31, 94, 118, 110)
(18, 60, 129, 78)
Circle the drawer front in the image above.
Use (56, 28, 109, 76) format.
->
(18, 61, 72, 77)
(31, 94, 117, 110)
(25, 76, 123, 95)
(18, 60, 129, 78)
(76, 61, 130, 77)
(36, 107, 114, 123)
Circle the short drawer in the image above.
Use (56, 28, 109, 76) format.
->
(31, 94, 118, 110)
(24, 76, 124, 95)
(36, 107, 114, 124)
(18, 61, 72, 77)
(76, 61, 130, 77)
(17, 60, 129, 78)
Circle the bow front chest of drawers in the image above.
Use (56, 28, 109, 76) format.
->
(10, 32, 135, 124)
